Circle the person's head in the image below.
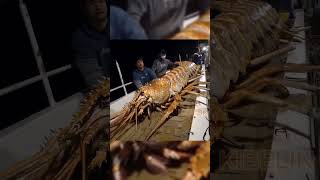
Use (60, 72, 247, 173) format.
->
(160, 50, 166, 59)
(136, 58, 144, 71)
(83, 0, 107, 31)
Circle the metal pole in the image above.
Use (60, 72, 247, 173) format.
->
(0, 65, 71, 98)
(47, 65, 72, 76)
(115, 60, 127, 95)
(179, 53, 181, 62)
(0, 76, 42, 97)
(19, 0, 55, 106)
(110, 82, 133, 92)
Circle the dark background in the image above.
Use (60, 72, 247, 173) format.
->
(0, 0, 86, 130)
(110, 40, 207, 101)
(109, 0, 208, 16)
(0, 0, 207, 130)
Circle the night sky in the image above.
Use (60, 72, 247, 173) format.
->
(0, 0, 84, 130)
(0, 0, 207, 130)
(110, 40, 207, 101)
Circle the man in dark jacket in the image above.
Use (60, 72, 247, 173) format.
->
(152, 50, 174, 77)
(127, 0, 209, 39)
(132, 58, 157, 89)
(72, 0, 109, 88)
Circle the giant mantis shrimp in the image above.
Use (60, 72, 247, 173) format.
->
(0, 78, 110, 180)
(210, 0, 320, 172)
(110, 61, 208, 141)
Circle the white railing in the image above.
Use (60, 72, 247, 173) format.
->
(110, 60, 133, 95)
(0, 0, 73, 108)
(0, 65, 72, 98)
(19, 0, 56, 106)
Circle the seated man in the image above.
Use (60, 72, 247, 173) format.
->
(152, 50, 174, 77)
(72, 0, 109, 88)
(132, 58, 157, 89)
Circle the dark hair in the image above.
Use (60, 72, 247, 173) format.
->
(136, 57, 143, 63)
(160, 49, 166, 55)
